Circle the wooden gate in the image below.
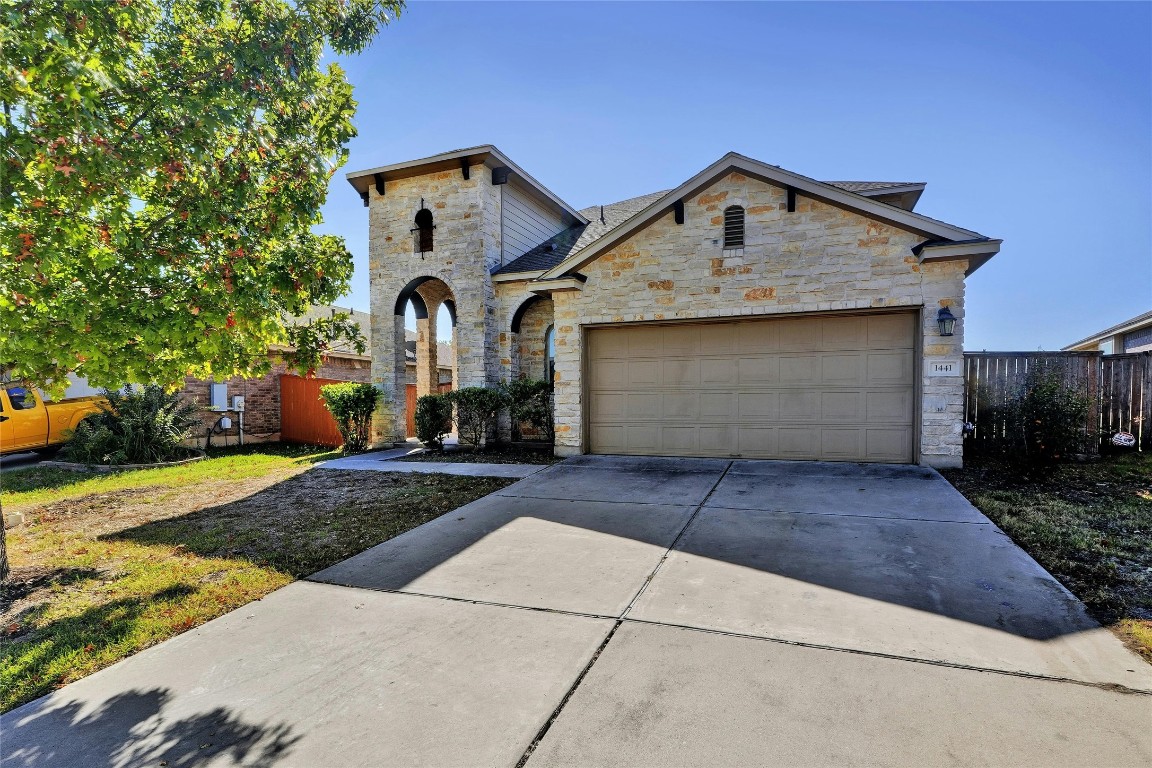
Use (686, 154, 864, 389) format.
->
(280, 375, 344, 447)
(405, 383, 453, 437)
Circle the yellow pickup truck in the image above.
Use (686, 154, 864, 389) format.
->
(0, 385, 106, 456)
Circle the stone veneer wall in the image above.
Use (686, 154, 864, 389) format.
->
(549, 172, 967, 467)
(366, 163, 501, 444)
(513, 298, 554, 382)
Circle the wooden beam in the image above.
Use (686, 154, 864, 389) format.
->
(460, 158, 470, 180)
(787, 188, 796, 213)
(360, 190, 369, 208)
(673, 199, 684, 225)
(373, 173, 385, 195)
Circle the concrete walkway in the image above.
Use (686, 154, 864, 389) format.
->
(3, 456, 1149, 767)
(315, 448, 549, 478)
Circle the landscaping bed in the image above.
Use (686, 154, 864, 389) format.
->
(397, 445, 561, 465)
(0, 443, 514, 712)
(942, 452, 1152, 661)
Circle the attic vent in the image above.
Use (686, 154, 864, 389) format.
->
(723, 205, 745, 248)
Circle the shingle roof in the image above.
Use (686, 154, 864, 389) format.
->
(495, 191, 670, 275)
(1063, 309, 1152, 351)
(493, 181, 922, 276)
(823, 181, 923, 193)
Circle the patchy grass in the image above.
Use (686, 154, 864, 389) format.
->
(398, 445, 560, 465)
(0, 444, 513, 712)
(942, 452, 1152, 662)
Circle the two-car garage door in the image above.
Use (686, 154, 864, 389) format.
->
(587, 312, 917, 463)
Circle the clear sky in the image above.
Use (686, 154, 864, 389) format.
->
(316, 1, 1152, 351)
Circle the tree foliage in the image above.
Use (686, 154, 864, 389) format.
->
(319, 381, 379, 453)
(0, 0, 401, 397)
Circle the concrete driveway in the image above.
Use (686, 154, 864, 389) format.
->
(3, 456, 1150, 767)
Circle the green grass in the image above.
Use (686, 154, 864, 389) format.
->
(943, 451, 1152, 661)
(1, 444, 513, 712)
(1, 443, 339, 510)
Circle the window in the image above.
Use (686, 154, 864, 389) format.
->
(723, 205, 745, 248)
(6, 386, 36, 410)
(545, 325, 556, 387)
(413, 208, 434, 254)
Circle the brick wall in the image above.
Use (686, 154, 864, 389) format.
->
(179, 353, 371, 445)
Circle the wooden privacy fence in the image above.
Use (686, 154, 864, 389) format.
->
(405, 382, 453, 437)
(964, 351, 1152, 453)
(280, 375, 345, 447)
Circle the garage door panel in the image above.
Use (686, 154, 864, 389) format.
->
(821, 317, 869, 350)
(661, 359, 700, 387)
(868, 312, 917, 347)
(867, 351, 913, 383)
(867, 391, 913, 422)
(822, 354, 865, 386)
(588, 313, 915, 463)
(778, 355, 820, 384)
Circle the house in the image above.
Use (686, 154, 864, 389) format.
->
(1063, 310, 1152, 355)
(346, 146, 1001, 467)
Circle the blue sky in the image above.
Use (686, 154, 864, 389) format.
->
(316, 1, 1152, 350)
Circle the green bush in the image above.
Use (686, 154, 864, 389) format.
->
(448, 387, 508, 449)
(319, 382, 381, 454)
(993, 364, 1092, 475)
(414, 393, 453, 451)
(501, 377, 554, 442)
(61, 385, 199, 465)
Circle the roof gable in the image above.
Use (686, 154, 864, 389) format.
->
(537, 153, 996, 281)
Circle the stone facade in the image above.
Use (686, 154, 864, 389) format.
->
(362, 156, 985, 467)
(544, 173, 967, 466)
(366, 164, 502, 444)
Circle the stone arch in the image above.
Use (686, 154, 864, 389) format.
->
(510, 295, 554, 383)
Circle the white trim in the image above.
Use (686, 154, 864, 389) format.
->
(539, 153, 989, 280)
(916, 239, 1002, 262)
(492, 270, 545, 283)
(528, 277, 585, 295)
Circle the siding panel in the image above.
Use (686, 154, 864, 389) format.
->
(502, 180, 567, 263)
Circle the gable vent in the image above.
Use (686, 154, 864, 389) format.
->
(723, 205, 745, 248)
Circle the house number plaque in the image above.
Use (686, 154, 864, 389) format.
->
(927, 361, 961, 377)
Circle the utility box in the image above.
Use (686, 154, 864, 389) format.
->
(232, 395, 246, 412)
(210, 383, 228, 410)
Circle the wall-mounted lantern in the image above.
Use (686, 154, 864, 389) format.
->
(937, 306, 957, 337)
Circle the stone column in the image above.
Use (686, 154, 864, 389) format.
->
(371, 311, 408, 447)
(415, 304, 439, 399)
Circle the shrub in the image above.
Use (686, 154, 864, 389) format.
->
(501, 377, 554, 442)
(61, 385, 199, 465)
(319, 382, 381, 454)
(993, 364, 1091, 475)
(448, 386, 508, 449)
(414, 393, 453, 451)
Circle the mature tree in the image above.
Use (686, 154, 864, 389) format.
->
(0, 0, 400, 395)
(0, 0, 401, 579)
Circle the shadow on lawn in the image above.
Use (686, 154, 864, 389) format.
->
(3, 586, 196, 710)
(1, 687, 300, 768)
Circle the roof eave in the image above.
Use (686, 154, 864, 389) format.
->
(540, 153, 986, 280)
(346, 145, 588, 225)
(1062, 311, 1152, 350)
(915, 239, 1003, 276)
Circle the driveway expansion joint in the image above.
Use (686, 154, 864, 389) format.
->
(619, 617, 1152, 697)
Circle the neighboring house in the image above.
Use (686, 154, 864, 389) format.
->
(1063, 310, 1152, 355)
(178, 305, 375, 444)
(347, 146, 1001, 467)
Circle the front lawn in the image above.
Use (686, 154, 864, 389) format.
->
(0, 444, 514, 712)
(942, 452, 1152, 661)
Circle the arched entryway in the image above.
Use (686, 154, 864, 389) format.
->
(395, 277, 457, 438)
(510, 295, 555, 384)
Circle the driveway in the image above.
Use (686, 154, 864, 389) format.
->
(3, 457, 1150, 767)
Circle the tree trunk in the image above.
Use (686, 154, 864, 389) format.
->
(0, 515, 9, 581)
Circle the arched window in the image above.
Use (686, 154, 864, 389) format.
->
(414, 208, 434, 254)
(545, 325, 556, 387)
(723, 205, 745, 248)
